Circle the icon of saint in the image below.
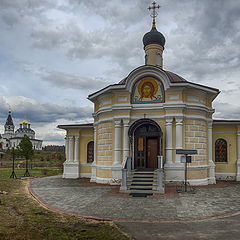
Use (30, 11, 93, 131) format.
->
(139, 81, 157, 101)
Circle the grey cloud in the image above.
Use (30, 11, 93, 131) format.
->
(41, 70, 108, 90)
(69, 0, 147, 27)
(0, 0, 57, 27)
(40, 132, 65, 142)
(30, 28, 65, 49)
(1, 9, 20, 27)
(165, 0, 240, 83)
(213, 102, 240, 120)
(0, 96, 92, 124)
(26, 0, 240, 84)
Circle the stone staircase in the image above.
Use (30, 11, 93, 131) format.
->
(127, 170, 160, 197)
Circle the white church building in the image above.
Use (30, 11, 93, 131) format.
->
(0, 110, 43, 150)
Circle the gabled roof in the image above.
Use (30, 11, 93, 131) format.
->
(88, 65, 219, 100)
(118, 70, 187, 85)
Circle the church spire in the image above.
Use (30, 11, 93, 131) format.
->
(4, 109, 14, 134)
(143, 1, 165, 68)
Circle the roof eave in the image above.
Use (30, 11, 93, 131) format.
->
(58, 124, 94, 130)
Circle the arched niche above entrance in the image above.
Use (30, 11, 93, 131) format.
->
(128, 118, 162, 137)
(124, 65, 171, 92)
(131, 76, 165, 104)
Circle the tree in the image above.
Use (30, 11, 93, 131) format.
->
(18, 136, 34, 177)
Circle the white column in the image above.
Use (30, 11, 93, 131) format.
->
(208, 121, 216, 184)
(91, 125, 97, 182)
(114, 120, 122, 166)
(74, 136, 80, 162)
(165, 118, 173, 165)
(65, 136, 69, 161)
(123, 119, 130, 162)
(175, 118, 183, 163)
(69, 136, 74, 162)
(236, 127, 240, 181)
(63, 135, 79, 179)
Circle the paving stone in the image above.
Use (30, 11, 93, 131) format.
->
(30, 176, 240, 221)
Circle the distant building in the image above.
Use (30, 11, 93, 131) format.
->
(43, 145, 65, 152)
(0, 110, 43, 150)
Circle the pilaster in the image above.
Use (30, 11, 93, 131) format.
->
(236, 127, 240, 181)
(91, 124, 97, 182)
(74, 136, 80, 162)
(65, 136, 69, 161)
(112, 119, 122, 180)
(123, 119, 130, 162)
(68, 136, 74, 162)
(208, 121, 216, 184)
(165, 118, 173, 165)
(175, 118, 183, 163)
(113, 120, 122, 166)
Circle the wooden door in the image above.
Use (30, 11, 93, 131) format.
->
(147, 138, 158, 168)
(134, 136, 146, 169)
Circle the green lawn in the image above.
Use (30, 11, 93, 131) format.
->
(0, 168, 130, 240)
(0, 167, 63, 178)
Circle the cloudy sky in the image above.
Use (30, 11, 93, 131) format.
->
(0, 0, 240, 145)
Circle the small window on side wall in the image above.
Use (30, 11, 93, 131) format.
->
(215, 138, 227, 162)
(87, 141, 94, 163)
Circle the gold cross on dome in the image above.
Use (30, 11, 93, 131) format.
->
(148, 1, 160, 27)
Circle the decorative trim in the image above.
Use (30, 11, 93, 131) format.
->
(95, 114, 211, 125)
(94, 102, 213, 116)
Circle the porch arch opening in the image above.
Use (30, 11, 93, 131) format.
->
(128, 119, 162, 170)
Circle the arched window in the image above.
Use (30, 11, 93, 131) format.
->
(87, 141, 94, 163)
(145, 54, 148, 65)
(215, 138, 227, 162)
(156, 52, 162, 66)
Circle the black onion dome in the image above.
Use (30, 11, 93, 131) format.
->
(143, 26, 165, 48)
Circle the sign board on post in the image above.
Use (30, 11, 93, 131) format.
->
(176, 149, 197, 192)
(176, 149, 198, 155)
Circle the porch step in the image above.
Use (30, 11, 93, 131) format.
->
(130, 183, 153, 186)
(127, 189, 155, 194)
(133, 171, 155, 174)
(129, 193, 153, 197)
(127, 170, 157, 196)
(130, 186, 153, 190)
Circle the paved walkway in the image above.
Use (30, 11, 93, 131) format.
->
(29, 175, 240, 222)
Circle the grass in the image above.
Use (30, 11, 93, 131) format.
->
(0, 168, 131, 240)
(0, 150, 65, 168)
